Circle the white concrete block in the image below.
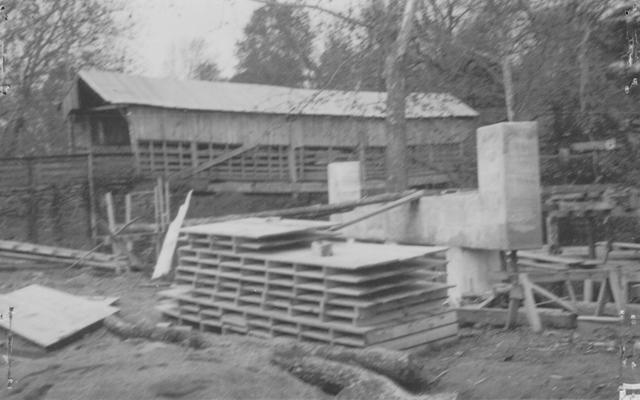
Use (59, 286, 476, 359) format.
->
(337, 122, 543, 250)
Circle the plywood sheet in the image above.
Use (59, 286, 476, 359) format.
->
(181, 218, 332, 239)
(0, 285, 118, 348)
(255, 242, 448, 270)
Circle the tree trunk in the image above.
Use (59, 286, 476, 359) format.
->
(271, 354, 456, 400)
(578, 25, 591, 117)
(103, 315, 212, 349)
(578, 23, 595, 144)
(273, 339, 425, 389)
(383, 0, 417, 192)
(501, 56, 515, 122)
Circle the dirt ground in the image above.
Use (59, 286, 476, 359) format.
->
(0, 267, 632, 400)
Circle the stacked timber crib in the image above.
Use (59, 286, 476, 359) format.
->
(159, 218, 457, 351)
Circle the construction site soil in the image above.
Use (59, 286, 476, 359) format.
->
(0, 267, 628, 400)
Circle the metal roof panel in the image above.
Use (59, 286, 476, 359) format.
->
(75, 69, 479, 119)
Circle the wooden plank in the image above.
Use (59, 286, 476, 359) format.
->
(328, 190, 424, 232)
(0, 240, 117, 263)
(82, 296, 120, 307)
(608, 269, 625, 313)
(252, 242, 449, 270)
(529, 280, 577, 313)
(87, 152, 98, 242)
(152, 191, 193, 280)
(521, 269, 607, 283)
(162, 178, 171, 230)
(517, 250, 590, 266)
(353, 300, 447, 326)
(104, 192, 119, 256)
(565, 280, 577, 303)
(517, 259, 568, 271)
(595, 279, 608, 316)
(456, 306, 576, 329)
(326, 277, 423, 297)
(600, 241, 640, 251)
(237, 232, 334, 251)
(0, 251, 121, 270)
(584, 279, 594, 302)
(326, 263, 424, 284)
(184, 190, 419, 226)
(182, 218, 333, 239)
(577, 315, 624, 337)
(365, 310, 457, 344)
(0, 285, 118, 348)
(355, 287, 449, 317)
(372, 323, 458, 350)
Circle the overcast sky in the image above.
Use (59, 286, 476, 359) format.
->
(127, 0, 357, 79)
(127, 0, 258, 78)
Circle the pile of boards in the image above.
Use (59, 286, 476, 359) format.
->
(0, 239, 126, 272)
(159, 218, 457, 351)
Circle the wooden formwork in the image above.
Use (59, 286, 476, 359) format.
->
(159, 218, 456, 350)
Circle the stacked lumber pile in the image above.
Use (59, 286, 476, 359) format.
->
(159, 218, 456, 351)
(0, 240, 127, 272)
(516, 250, 601, 271)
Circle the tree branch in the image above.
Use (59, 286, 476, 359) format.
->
(251, 0, 371, 28)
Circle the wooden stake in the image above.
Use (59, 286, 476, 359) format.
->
(608, 268, 625, 313)
(583, 279, 594, 302)
(587, 215, 596, 259)
(124, 193, 133, 252)
(505, 285, 522, 330)
(104, 192, 118, 256)
(164, 178, 170, 228)
(87, 152, 98, 243)
(595, 279, 608, 316)
(565, 280, 577, 304)
(520, 273, 542, 333)
(505, 251, 521, 329)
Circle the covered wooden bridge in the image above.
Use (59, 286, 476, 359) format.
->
(62, 70, 479, 192)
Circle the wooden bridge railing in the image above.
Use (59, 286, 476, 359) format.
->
(136, 139, 466, 185)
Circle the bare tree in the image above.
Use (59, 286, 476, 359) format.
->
(251, 0, 419, 192)
(0, 0, 130, 156)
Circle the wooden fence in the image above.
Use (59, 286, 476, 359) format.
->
(0, 148, 616, 194)
(0, 153, 136, 192)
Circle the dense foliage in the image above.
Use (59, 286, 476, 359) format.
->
(232, 4, 316, 87)
(236, 0, 640, 185)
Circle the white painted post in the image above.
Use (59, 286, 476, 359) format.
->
(328, 161, 362, 225)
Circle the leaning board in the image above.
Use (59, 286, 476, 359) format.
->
(0, 284, 118, 348)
